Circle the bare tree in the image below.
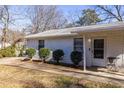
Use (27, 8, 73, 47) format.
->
(26, 5, 67, 34)
(65, 10, 80, 28)
(0, 5, 25, 48)
(7, 30, 25, 47)
(96, 5, 124, 22)
(0, 5, 10, 48)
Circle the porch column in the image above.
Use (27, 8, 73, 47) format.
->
(83, 35, 86, 71)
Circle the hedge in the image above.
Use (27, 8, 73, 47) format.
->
(0, 46, 16, 58)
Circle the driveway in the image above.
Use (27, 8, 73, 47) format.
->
(0, 57, 124, 87)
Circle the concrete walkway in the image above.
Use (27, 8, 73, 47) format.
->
(0, 57, 124, 87)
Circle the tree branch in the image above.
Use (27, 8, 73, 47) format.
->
(97, 5, 122, 21)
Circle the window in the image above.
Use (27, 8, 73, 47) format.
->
(74, 38, 83, 53)
(38, 40, 44, 50)
(94, 39, 104, 59)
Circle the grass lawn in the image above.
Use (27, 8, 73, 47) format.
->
(0, 64, 120, 88)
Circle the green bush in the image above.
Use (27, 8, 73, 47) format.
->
(39, 48, 50, 62)
(1, 50, 12, 57)
(53, 49, 64, 63)
(26, 48, 36, 59)
(6, 46, 16, 56)
(70, 51, 82, 66)
(19, 49, 23, 57)
(0, 46, 16, 57)
(18, 46, 26, 57)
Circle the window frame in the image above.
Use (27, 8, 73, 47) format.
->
(38, 40, 44, 50)
(93, 39, 104, 59)
(74, 38, 83, 53)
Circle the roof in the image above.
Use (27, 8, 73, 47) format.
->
(25, 28, 78, 39)
(25, 22, 124, 39)
(72, 22, 124, 33)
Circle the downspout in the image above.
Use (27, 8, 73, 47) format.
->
(122, 31, 124, 67)
(83, 35, 86, 71)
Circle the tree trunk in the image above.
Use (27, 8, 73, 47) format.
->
(43, 57, 46, 63)
(56, 59, 59, 64)
(1, 28, 7, 49)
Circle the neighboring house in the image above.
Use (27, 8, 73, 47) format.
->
(25, 22, 124, 68)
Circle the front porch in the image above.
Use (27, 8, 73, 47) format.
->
(81, 30, 124, 71)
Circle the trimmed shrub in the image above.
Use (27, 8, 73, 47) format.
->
(70, 51, 82, 66)
(53, 49, 64, 63)
(26, 48, 36, 59)
(0, 46, 16, 57)
(39, 48, 50, 62)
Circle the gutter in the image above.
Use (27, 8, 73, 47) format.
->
(71, 26, 124, 33)
(25, 33, 78, 39)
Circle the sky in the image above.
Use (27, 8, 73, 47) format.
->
(58, 5, 93, 14)
(1, 5, 95, 31)
(59, 5, 94, 20)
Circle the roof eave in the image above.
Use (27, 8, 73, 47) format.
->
(25, 33, 78, 39)
(72, 26, 124, 33)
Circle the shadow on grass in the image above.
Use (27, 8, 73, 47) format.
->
(2, 61, 123, 88)
(47, 62, 124, 77)
(4, 63, 124, 83)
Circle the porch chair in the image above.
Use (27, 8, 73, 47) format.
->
(106, 57, 119, 72)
